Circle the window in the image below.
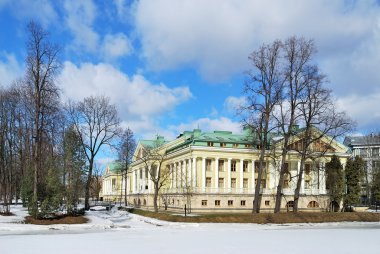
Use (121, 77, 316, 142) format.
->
(255, 179, 266, 188)
(112, 179, 116, 190)
(139, 169, 142, 179)
(220, 143, 226, 147)
(307, 201, 319, 208)
(305, 180, 310, 189)
(283, 179, 289, 188)
(145, 168, 149, 179)
(207, 141, 214, 147)
(231, 160, 236, 172)
(255, 161, 266, 171)
(219, 160, 224, 171)
(241, 200, 246, 206)
(202, 200, 207, 206)
(243, 161, 248, 172)
(305, 164, 311, 175)
(215, 200, 221, 206)
(218, 178, 224, 188)
(243, 178, 248, 188)
(231, 178, 236, 188)
(245, 144, 252, 148)
(373, 148, 380, 157)
(228, 200, 233, 206)
(360, 148, 367, 157)
(206, 177, 212, 187)
(206, 159, 212, 171)
(265, 200, 270, 206)
(233, 143, 239, 148)
(286, 201, 294, 208)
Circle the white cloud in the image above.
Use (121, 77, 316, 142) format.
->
(134, 0, 380, 91)
(58, 61, 192, 134)
(0, 0, 57, 27)
(0, 52, 23, 86)
(64, 0, 99, 53)
(102, 33, 133, 61)
(224, 96, 246, 113)
(336, 92, 380, 130)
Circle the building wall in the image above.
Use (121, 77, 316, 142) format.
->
(125, 144, 349, 213)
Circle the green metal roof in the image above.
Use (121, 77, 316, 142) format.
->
(107, 161, 123, 173)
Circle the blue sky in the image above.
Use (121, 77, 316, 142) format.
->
(1, 0, 380, 164)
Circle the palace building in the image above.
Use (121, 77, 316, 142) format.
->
(119, 127, 350, 212)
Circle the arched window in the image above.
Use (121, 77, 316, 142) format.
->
(307, 201, 319, 208)
(143, 199, 147, 206)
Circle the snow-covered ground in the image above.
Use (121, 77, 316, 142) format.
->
(1, 205, 379, 254)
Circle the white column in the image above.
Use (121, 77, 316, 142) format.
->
(240, 159, 244, 192)
(227, 158, 231, 192)
(299, 161, 304, 193)
(268, 163, 275, 189)
(252, 160, 255, 193)
(142, 167, 145, 193)
(192, 157, 196, 189)
(173, 162, 177, 191)
(202, 157, 206, 192)
(187, 158, 191, 188)
(132, 171, 136, 193)
(169, 164, 173, 189)
(320, 162, 326, 194)
(148, 165, 152, 194)
(215, 158, 219, 191)
(180, 161, 184, 190)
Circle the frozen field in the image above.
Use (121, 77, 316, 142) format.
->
(1, 206, 379, 254)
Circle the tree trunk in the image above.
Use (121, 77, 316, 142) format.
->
(153, 183, 159, 212)
(253, 146, 266, 213)
(293, 156, 306, 212)
(274, 148, 288, 213)
(85, 158, 94, 210)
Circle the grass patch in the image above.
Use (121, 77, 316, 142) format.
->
(130, 209, 380, 224)
(25, 215, 88, 225)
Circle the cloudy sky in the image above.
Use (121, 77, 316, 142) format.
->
(1, 0, 380, 144)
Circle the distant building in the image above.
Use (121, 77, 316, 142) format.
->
(125, 127, 350, 213)
(101, 162, 124, 202)
(344, 135, 380, 204)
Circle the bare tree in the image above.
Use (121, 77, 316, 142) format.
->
(139, 140, 171, 212)
(273, 36, 316, 213)
(240, 40, 283, 213)
(291, 66, 353, 211)
(118, 127, 136, 206)
(24, 21, 61, 215)
(67, 96, 120, 210)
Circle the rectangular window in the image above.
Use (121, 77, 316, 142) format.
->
(233, 143, 239, 148)
(305, 164, 311, 175)
(206, 177, 212, 187)
(283, 179, 289, 188)
(255, 161, 267, 171)
(255, 178, 267, 188)
(241, 200, 246, 206)
(243, 178, 248, 188)
(228, 200, 233, 206)
(243, 161, 248, 172)
(231, 160, 236, 172)
(207, 142, 214, 147)
(112, 179, 116, 190)
(219, 160, 224, 171)
(218, 178, 224, 188)
(215, 200, 221, 206)
(206, 159, 212, 171)
(265, 200, 270, 206)
(360, 148, 367, 157)
(145, 168, 149, 179)
(201, 200, 207, 206)
(373, 148, 379, 157)
(139, 169, 142, 179)
(245, 144, 252, 148)
(220, 143, 226, 147)
(231, 178, 236, 188)
(305, 180, 310, 189)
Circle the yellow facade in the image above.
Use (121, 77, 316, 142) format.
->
(125, 129, 350, 213)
